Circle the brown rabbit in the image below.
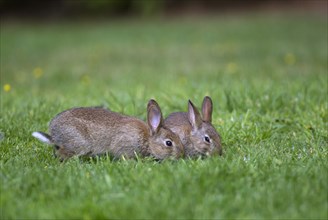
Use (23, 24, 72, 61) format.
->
(32, 99, 184, 161)
(164, 96, 222, 157)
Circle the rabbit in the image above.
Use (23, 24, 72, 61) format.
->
(32, 99, 184, 161)
(164, 96, 222, 158)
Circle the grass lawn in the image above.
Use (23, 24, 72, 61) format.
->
(1, 13, 327, 219)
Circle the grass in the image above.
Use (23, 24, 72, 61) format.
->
(1, 13, 327, 219)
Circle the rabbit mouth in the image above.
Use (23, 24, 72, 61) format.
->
(200, 151, 210, 158)
(190, 148, 210, 158)
(153, 157, 163, 162)
(197, 146, 210, 154)
(195, 152, 210, 159)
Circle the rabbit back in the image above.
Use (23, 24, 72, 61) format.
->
(50, 107, 150, 159)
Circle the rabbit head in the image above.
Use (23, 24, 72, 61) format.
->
(147, 99, 184, 160)
(186, 96, 222, 157)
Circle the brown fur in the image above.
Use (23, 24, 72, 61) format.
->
(37, 100, 184, 160)
(164, 96, 222, 157)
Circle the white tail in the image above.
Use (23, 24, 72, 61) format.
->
(32, 132, 52, 144)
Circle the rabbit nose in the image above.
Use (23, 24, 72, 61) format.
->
(211, 146, 222, 156)
(200, 145, 211, 152)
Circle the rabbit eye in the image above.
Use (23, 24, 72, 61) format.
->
(165, 140, 173, 147)
(204, 135, 210, 143)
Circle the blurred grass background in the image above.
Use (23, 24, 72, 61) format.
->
(1, 0, 327, 219)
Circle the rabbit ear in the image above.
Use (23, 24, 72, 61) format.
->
(202, 96, 213, 123)
(147, 99, 163, 134)
(188, 100, 202, 129)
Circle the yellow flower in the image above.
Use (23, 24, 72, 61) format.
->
(80, 74, 90, 85)
(33, 67, 43, 78)
(284, 53, 296, 65)
(216, 118, 224, 125)
(178, 77, 187, 85)
(3, 84, 11, 92)
(226, 62, 237, 74)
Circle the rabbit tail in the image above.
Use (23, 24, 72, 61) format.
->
(32, 131, 53, 144)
